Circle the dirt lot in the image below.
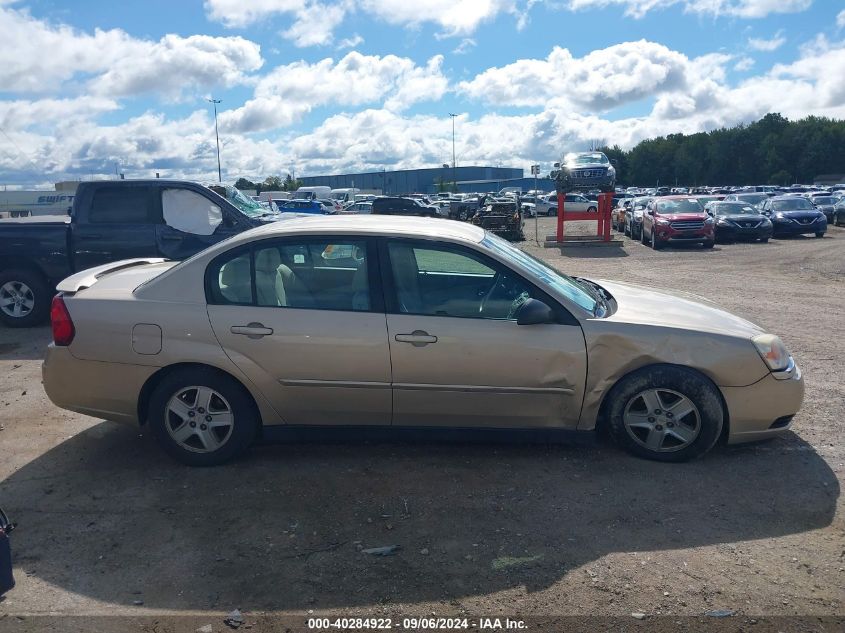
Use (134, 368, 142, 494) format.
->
(0, 220, 843, 628)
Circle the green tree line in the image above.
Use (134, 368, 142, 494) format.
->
(598, 113, 845, 187)
(234, 174, 302, 193)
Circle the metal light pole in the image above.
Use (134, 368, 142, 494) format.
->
(207, 98, 222, 182)
(449, 113, 458, 193)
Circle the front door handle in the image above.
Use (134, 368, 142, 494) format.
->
(394, 330, 437, 347)
(231, 322, 273, 339)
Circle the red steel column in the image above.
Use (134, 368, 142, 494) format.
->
(557, 194, 565, 242)
(600, 193, 612, 241)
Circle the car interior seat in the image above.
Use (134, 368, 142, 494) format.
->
(387, 243, 423, 313)
(218, 256, 252, 304)
(255, 248, 287, 307)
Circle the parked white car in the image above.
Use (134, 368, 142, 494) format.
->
(539, 193, 598, 215)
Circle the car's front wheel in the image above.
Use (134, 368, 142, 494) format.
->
(605, 365, 724, 462)
(651, 229, 664, 250)
(815, 232, 825, 238)
(148, 368, 260, 466)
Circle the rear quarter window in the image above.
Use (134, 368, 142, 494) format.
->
(89, 186, 157, 224)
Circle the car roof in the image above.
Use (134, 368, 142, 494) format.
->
(218, 215, 486, 248)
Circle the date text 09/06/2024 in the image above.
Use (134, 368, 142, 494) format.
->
(307, 617, 527, 629)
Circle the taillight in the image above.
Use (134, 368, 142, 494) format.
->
(50, 295, 75, 346)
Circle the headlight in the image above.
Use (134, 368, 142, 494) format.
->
(655, 218, 670, 225)
(752, 334, 792, 372)
(761, 217, 772, 225)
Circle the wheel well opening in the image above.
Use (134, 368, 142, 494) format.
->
(137, 363, 263, 431)
(594, 363, 731, 440)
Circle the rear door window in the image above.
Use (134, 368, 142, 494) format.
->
(89, 186, 157, 224)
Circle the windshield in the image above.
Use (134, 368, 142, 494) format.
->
(482, 234, 597, 314)
(207, 184, 268, 218)
(813, 196, 835, 204)
(714, 203, 759, 215)
(567, 152, 608, 165)
(656, 199, 704, 214)
(773, 198, 814, 211)
(735, 194, 768, 204)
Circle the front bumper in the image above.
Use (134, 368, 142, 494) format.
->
(772, 219, 826, 236)
(722, 362, 805, 443)
(42, 344, 155, 425)
(654, 225, 714, 243)
(715, 223, 773, 241)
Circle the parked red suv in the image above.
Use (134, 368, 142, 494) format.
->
(642, 196, 715, 249)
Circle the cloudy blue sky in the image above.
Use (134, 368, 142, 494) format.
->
(0, 0, 843, 186)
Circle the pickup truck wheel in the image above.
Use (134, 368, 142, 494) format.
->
(148, 368, 259, 466)
(605, 365, 723, 462)
(0, 269, 50, 328)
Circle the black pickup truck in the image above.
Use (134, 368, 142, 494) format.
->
(0, 180, 279, 327)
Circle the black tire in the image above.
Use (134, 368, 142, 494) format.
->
(702, 240, 714, 249)
(0, 268, 51, 328)
(547, 208, 556, 217)
(588, 206, 597, 213)
(604, 365, 724, 462)
(148, 367, 260, 466)
(760, 237, 769, 243)
(624, 222, 631, 237)
(651, 229, 663, 250)
(815, 232, 825, 238)
(641, 226, 648, 244)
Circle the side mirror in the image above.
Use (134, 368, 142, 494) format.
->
(647, 210, 654, 215)
(516, 298, 554, 326)
(706, 210, 713, 216)
(553, 162, 561, 168)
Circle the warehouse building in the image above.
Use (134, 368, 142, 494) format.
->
(298, 166, 524, 195)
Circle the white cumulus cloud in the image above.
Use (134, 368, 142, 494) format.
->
(221, 52, 448, 133)
(748, 30, 786, 52)
(0, 4, 263, 98)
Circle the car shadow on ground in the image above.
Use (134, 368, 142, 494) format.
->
(0, 423, 837, 611)
(0, 325, 51, 360)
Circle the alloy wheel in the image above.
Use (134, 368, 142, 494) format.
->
(165, 386, 235, 453)
(623, 388, 701, 452)
(0, 281, 35, 318)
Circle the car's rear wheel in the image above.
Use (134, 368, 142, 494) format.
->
(148, 368, 259, 466)
(605, 365, 724, 462)
(0, 269, 51, 328)
(760, 237, 769, 243)
(815, 232, 825, 238)
(588, 206, 597, 213)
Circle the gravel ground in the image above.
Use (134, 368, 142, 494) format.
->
(0, 220, 842, 628)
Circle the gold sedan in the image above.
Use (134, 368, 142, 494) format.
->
(43, 216, 804, 466)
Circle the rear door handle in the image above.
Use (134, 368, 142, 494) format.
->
(231, 322, 273, 339)
(394, 330, 437, 347)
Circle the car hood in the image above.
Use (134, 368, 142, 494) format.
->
(717, 213, 766, 222)
(655, 212, 706, 221)
(772, 210, 821, 218)
(593, 279, 765, 339)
